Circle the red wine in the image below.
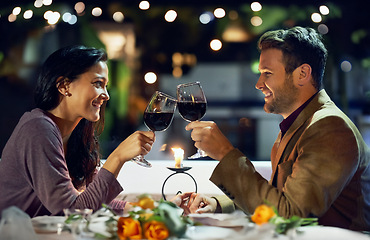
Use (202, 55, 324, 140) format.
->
(143, 112, 174, 131)
(178, 101, 206, 121)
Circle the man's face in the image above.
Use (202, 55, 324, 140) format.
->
(256, 48, 299, 118)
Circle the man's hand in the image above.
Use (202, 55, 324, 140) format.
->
(185, 121, 234, 161)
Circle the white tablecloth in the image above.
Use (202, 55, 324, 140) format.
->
(35, 225, 370, 240)
(116, 160, 272, 201)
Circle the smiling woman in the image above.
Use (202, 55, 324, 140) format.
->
(0, 45, 155, 218)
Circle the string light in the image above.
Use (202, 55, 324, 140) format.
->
(23, 10, 33, 19)
(318, 24, 329, 34)
(319, 5, 329, 15)
(8, 14, 16, 22)
(214, 8, 226, 18)
(164, 10, 177, 22)
(210, 39, 222, 51)
(251, 2, 262, 12)
(199, 11, 213, 24)
(139, 1, 150, 10)
(341, 61, 352, 72)
(92, 7, 102, 17)
(12, 7, 21, 16)
(74, 2, 85, 15)
(311, 12, 322, 23)
(34, 0, 42, 8)
(144, 72, 157, 84)
(42, 0, 52, 6)
(250, 16, 262, 26)
(113, 11, 124, 22)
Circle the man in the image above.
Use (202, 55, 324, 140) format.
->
(175, 26, 370, 231)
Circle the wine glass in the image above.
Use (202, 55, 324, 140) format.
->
(176, 82, 207, 159)
(132, 91, 177, 167)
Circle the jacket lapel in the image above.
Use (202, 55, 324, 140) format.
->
(269, 90, 331, 185)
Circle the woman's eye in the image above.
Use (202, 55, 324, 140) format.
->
(93, 81, 104, 87)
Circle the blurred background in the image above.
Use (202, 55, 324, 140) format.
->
(0, 0, 369, 161)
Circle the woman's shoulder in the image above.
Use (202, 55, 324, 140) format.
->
(12, 108, 61, 142)
(19, 108, 57, 130)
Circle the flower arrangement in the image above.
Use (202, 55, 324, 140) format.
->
(250, 204, 318, 235)
(65, 194, 191, 240)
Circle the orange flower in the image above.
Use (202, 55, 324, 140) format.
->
(251, 204, 276, 225)
(144, 220, 169, 240)
(117, 217, 142, 239)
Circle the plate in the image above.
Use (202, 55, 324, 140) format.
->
(185, 226, 236, 239)
(32, 216, 65, 233)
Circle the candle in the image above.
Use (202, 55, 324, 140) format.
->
(172, 148, 184, 168)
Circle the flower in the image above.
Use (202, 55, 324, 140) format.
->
(64, 195, 191, 240)
(251, 204, 318, 235)
(251, 204, 276, 225)
(144, 220, 169, 240)
(117, 217, 142, 239)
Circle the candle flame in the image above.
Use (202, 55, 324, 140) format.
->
(172, 147, 184, 168)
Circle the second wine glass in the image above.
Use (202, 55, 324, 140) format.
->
(132, 91, 177, 167)
(177, 81, 208, 159)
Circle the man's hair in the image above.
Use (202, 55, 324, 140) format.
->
(258, 26, 327, 90)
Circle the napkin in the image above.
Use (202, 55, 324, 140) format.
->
(0, 206, 38, 240)
(188, 210, 251, 228)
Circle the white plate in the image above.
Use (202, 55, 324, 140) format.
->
(32, 216, 65, 233)
(185, 226, 236, 239)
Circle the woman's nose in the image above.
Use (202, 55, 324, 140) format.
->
(101, 89, 110, 101)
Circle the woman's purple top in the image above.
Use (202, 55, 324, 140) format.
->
(0, 108, 125, 217)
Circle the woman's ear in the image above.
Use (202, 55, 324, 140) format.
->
(56, 77, 70, 96)
(296, 63, 312, 86)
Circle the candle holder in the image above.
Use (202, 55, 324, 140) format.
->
(161, 166, 198, 200)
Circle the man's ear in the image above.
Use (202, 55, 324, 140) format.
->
(296, 63, 312, 86)
(56, 77, 70, 96)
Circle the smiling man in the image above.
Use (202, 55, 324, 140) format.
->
(173, 26, 370, 231)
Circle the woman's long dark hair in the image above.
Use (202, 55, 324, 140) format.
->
(34, 45, 108, 189)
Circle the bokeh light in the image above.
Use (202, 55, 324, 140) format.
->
(42, 0, 52, 6)
(210, 39, 222, 51)
(23, 10, 33, 19)
(113, 12, 124, 22)
(251, 16, 263, 26)
(74, 2, 85, 14)
(251, 2, 262, 12)
(139, 1, 150, 10)
(341, 61, 352, 72)
(165, 10, 177, 22)
(199, 11, 213, 24)
(319, 5, 329, 15)
(311, 13, 322, 23)
(144, 72, 157, 84)
(92, 7, 102, 17)
(214, 8, 226, 18)
(12, 7, 21, 16)
(318, 24, 329, 34)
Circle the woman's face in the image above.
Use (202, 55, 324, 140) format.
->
(66, 61, 109, 122)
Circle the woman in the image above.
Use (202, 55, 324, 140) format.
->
(0, 45, 155, 217)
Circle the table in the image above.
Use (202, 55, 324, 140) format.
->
(29, 161, 369, 239)
(35, 223, 370, 240)
(115, 160, 272, 201)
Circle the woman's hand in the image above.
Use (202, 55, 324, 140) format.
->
(112, 131, 155, 163)
(103, 131, 155, 177)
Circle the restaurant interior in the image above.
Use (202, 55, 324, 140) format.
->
(0, 0, 369, 162)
